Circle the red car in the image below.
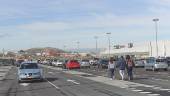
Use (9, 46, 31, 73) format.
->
(66, 60, 80, 69)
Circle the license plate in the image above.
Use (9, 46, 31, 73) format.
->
(27, 76, 32, 79)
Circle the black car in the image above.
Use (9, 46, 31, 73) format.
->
(98, 59, 109, 68)
(166, 57, 170, 66)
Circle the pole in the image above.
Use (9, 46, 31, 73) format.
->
(76, 41, 80, 53)
(164, 42, 166, 57)
(153, 18, 159, 57)
(2, 48, 5, 58)
(94, 36, 98, 57)
(150, 42, 152, 57)
(106, 32, 111, 59)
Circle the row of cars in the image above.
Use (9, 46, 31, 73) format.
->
(145, 57, 169, 71)
(134, 57, 170, 71)
(47, 57, 170, 71)
(42, 59, 90, 69)
(42, 59, 112, 69)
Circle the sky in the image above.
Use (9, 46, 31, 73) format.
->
(1, 0, 170, 51)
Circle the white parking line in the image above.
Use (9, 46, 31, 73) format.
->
(153, 87, 162, 90)
(132, 90, 143, 92)
(20, 83, 30, 87)
(139, 92, 152, 94)
(48, 72, 53, 74)
(147, 94, 160, 96)
(67, 79, 80, 85)
(160, 89, 170, 91)
(46, 79, 60, 89)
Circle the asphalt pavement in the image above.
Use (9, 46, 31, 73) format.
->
(1, 65, 170, 96)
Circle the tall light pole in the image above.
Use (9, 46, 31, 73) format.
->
(106, 32, 111, 59)
(2, 48, 5, 58)
(63, 45, 67, 51)
(94, 36, 98, 56)
(76, 41, 80, 53)
(153, 18, 159, 57)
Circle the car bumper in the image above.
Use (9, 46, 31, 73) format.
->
(18, 75, 42, 81)
(154, 65, 168, 69)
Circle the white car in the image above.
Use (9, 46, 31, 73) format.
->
(145, 57, 168, 71)
(52, 60, 64, 67)
(134, 59, 145, 68)
(80, 60, 90, 68)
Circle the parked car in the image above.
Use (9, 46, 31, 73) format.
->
(166, 57, 170, 66)
(17, 62, 43, 83)
(145, 57, 168, 71)
(134, 59, 145, 68)
(98, 59, 109, 68)
(80, 60, 90, 68)
(66, 60, 80, 69)
(16, 59, 25, 67)
(62, 60, 68, 69)
(0, 58, 15, 66)
(53, 60, 64, 67)
(52, 59, 58, 66)
(42, 59, 52, 65)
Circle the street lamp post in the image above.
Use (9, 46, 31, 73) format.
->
(76, 41, 80, 53)
(63, 45, 67, 51)
(153, 18, 159, 57)
(106, 32, 111, 59)
(94, 36, 98, 57)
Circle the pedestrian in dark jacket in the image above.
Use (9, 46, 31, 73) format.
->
(118, 56, 126, 80)
(126, 55, 135, 80)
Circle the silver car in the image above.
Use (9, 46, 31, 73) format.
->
(18, 62, 43, 83)
(145, 57, 168, 71)
(80, 60, 90, 68)
(134, 59, 145, 68)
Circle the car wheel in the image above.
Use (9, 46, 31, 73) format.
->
(40, 78, 44, 82)
(152, 67, 156, 71)
(18, 80, 22, 83)
(164, 68, 168, 71)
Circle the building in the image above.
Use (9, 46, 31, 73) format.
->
(100, 40, 170, 58)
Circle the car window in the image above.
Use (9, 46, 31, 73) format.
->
(146, 59, 155, 64)
(70, 60, 78, 63)
(156, 59, 166, 62)
(20, 63, 38, 69)
(101, 60, 109, 63)
(82, 60, 89, 62)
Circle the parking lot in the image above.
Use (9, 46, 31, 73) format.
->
(0, 59, 170, 96)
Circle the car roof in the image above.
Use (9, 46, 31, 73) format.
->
(21, 61, 37, 64)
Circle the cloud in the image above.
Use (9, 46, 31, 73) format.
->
(17, 14, 156, 32)
(0, 33, 10, 38)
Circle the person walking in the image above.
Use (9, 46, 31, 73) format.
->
(126, 55, 135, 80)
(108, 59, 116, 80)
(118, 56, 126, 80)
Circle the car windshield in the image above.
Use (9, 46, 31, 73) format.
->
(58, 60, 63, 62)
(70, 60, 78, 62)
(17, 60, 24, 64)
(156, 59, 166, 62)
(146, 59, 155, 63)
(20, 63, 38, 69)
(53, 60, 58, 62)
(82, 60, 89, 62)
(101, 60, 108, 63)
